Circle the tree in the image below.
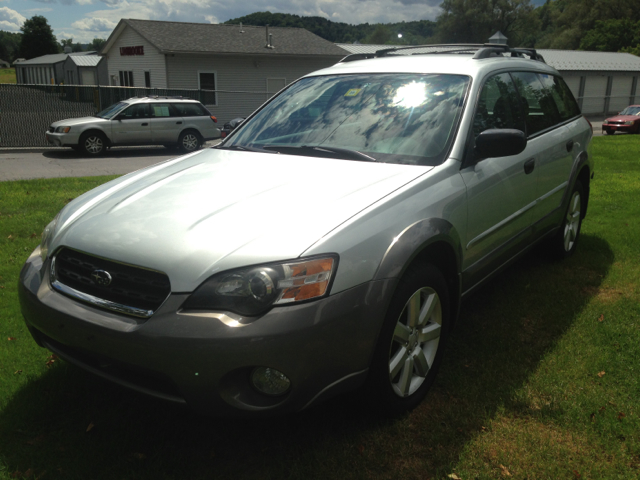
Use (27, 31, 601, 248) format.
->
(364, 25, 393, 44)
(435, 0, 539, 46)
(88, 38, 106, 53)
(19, 16, 58, 60)
(580, 19, 640, 52)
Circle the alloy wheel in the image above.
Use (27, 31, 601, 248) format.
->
(563, 190, 581, 252)
(388, 286, 442, 397)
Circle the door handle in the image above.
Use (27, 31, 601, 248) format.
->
(176, 121, 183, 125)
(524, 158, 535, 175)
(141, 123, 148, 126)
(566, 139, 574, 152)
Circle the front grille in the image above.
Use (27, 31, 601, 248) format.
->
(53, 248, 171, 315)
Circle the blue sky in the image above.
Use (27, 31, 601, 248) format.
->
(0, 0, 547, 44)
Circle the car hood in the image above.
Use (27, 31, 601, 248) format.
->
(51, 116, 109, 127)
(51, 148, 431, 292)
(605, 115, 640, 123)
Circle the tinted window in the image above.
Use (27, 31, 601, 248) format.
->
(173, 103, 207, 117)
(121, 104, 149, 119)
(473, 73, 526, 137)
(538, 74, 581, 121)
(511, 72, 560, 135)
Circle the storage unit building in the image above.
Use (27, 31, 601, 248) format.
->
(62, 54, 108, 86)
(15, 52, 103, 85)
(101, 19, 348, 123)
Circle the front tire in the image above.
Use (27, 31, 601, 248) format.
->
(366, 263, 450, 414)
(178, 130, 202, 153)
(79, 132, 107, 156)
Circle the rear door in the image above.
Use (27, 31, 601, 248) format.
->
(149, 103, 182, 144)
(110, 103, 150, 145)
(175, 102, 218, 140)
(511, 72, 580, 225)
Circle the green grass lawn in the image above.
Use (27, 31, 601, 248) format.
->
(0, 136, 639, 479)
(0, 69, 16, 84)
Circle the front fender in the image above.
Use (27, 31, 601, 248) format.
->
(374, 218, 462, 281)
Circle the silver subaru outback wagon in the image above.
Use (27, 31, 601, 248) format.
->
(45, 96, 221, 155)
(20, 44, 593, 416)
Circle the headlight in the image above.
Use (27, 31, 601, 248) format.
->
(183, 255, 337, 316)
(55, 126, 71, 133)
(624, 121, 634, 125)
(40, 214, 60, 262)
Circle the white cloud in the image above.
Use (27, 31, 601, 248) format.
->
(24, 8, 55, 13)
(72, 17, 118, 31)
(0, 6, 26, 31)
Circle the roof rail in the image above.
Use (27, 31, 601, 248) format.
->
(339, 43, 546, 63)
(144, 95, 185, 100)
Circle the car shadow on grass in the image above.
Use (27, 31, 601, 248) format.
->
(0, 234, 614, 480)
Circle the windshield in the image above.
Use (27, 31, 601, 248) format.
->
(95, 102, 128, 119)
(619, 106, 640, 116)
(223, 74, 470, 165)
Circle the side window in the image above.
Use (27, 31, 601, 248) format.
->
(473, 73, 525, 138)
(120, 104, 149, 119)
(173, 103, 207, 117)
(150, 103, 173, 118)
(511, 72, 560, 135)
(537, 74, 581, 121)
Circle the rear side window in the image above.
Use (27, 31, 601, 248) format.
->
(173, 103, 208, 117)
(473, 73, 526, 138)
(511, 72, 561, 135)
(537, 74, 581, 121)
(150, 103, 174, 118)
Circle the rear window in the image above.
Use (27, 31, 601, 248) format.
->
(511, 72, 560, 135)
(172, 103, 208, 117)
(537, 74, 581, 122)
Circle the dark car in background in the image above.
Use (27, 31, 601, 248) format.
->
(220, 117, 244, 138)
(602, 105, 640, 135)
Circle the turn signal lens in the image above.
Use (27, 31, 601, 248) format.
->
(210, 116, 217, 123)
(275, 258, 334, 304)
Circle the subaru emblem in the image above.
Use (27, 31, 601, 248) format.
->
(91, 270, 112, 286)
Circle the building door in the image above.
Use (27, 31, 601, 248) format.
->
(582, 76, 607, 115)
(609, 76, 633, 113)
(81, 69, 97, 86)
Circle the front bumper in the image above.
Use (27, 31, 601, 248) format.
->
(19, 248, 395, 417)
(602, 124, 635, 133)
(45, 131, 81, 147)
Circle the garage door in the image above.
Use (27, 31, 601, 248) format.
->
(609, 76, 633, 113)
(582, 75, 607, 115)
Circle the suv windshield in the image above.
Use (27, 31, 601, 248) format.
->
(224, 74, 470, 165)
(95, 102, 128, 119)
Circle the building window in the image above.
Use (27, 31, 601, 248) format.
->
(119, 70, 134, 87)
(198, 71, 217, 105)
(145, 71, 151, 88)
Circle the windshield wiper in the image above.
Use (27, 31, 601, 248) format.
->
(262, 145, 377, 162)
(215, 144, 276, 154)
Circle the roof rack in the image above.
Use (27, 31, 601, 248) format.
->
(144, 95, 185, 99)
(339, 43, 546, 63)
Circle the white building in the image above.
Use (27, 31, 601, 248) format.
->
(101, 19, 348, 123)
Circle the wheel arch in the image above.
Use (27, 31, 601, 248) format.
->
(373, 218, 462, 324)
(79, 128, 110, 146)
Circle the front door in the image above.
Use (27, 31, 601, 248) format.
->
(460, 72, 537, 281)
(111, 104, 151, 145)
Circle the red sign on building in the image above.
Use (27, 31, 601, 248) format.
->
(120, 46, 144, 56)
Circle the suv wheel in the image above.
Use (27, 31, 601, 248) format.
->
(551, 179, 584, 258)
(178, 131, 202, 153)
(80, 132, 107, 156)
(366, 263, 450, 414)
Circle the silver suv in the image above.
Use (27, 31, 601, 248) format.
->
(45, 96, 221, 155)
(20, 44, 593, 416)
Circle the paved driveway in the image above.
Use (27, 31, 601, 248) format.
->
(0, 142, 220, 182)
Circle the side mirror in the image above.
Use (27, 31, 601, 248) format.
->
(475, 129, 527, 159)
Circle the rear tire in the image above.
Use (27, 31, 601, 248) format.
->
(178, 130, 202, 153)
(79, 132, 107, 156)
(365, 263, 450, 414)
(550, 180, 584, 259)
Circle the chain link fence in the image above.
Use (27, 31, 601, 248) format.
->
(0, 84, 268, 148)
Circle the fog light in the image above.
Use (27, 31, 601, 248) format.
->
(250, 367, 291, 396)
